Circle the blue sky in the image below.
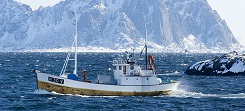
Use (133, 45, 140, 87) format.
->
(15, 0, 245, 45)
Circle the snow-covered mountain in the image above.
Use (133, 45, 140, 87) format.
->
(0, 0, 32, 50)
(185, 51, 245, 76)
(0, 0, 242, 52)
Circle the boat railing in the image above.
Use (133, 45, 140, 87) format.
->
(140, 65, 157, 71)
(139, 65, 151, 70)
(113, 58, 126, 64)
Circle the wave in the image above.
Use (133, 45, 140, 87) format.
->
(33, 89, 52, 94)
(158, 71, 182, 76)
(180, 63, 188, 66)
(166, 90, 245, 99)
(33, 89, 245, 99)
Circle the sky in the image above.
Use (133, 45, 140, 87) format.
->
(14, 0, 62, 10)
(15, 0, 245, 46)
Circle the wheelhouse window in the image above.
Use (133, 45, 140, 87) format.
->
(130, 66, 134, 70)
(123, 66, 126, 74)
(119, 66, 122, 70)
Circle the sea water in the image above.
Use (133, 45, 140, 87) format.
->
(0, 52, 245, 110)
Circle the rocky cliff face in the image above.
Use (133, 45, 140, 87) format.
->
(0, 0, 241, 51)
(185, 52, 245, 76)
(0, 0, 31, 50)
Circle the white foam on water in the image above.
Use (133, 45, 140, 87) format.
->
(167, 90, 216, 98)
(166, 90, 245, 99)
(33, 89, 245, 99)
(33, 89, 52, 94)
(4, 60, 11, 62)
(158, 72, 181, 76)
(180, 63, 188, 66)
(48, 97, 56, 100)
(219, 93, 245, 99)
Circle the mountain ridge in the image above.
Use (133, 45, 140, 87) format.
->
(0, 0, 242, 52)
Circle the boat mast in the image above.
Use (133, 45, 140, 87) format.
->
(74, 8, 78, 75)
(144, 17, 148, 69)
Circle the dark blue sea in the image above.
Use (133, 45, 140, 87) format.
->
(1, 52, 245, 110)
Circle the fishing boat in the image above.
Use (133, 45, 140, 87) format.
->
(34, 12, 179, 96)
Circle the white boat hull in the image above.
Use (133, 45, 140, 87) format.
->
(35, 72, 179, 96)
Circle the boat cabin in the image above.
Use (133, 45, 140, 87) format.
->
(112, 56, 160, 86)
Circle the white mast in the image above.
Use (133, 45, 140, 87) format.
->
(59, 4, 78, 77)
(144, 16, 148, 69)
(74, 8, 78, 75)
